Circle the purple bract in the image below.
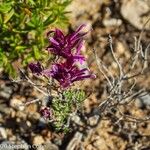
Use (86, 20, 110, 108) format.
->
(28, 62, 43, 75)
(43, 61, 96, 88)
(46, 24, 87, 62)
(29, 24, 96, 88)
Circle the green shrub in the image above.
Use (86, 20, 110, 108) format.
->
(0, 0, 71, 76)
(51, 89, 85, 131)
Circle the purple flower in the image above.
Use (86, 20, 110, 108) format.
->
(28, 25, 96, 88)
(43, 61, 96, 88)
(40, 107, 51, 119)
(46, 24, 87, 62)
(28, 62, 43, 75)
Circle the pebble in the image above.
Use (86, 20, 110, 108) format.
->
(0, 84, 12, 100)
(32, 135, 45, 145)
(0, 104, 11, 115)
(71, 115, 84, 126)
(10, 96, 26, 111)
(93, 137, 108, 150)
(136, 93, 150, 108)
(0, 127, 7, 139)
(121, 0, 150, 30)
(103, 18, 122, 27)
(66, 0, 102, 27)
(88, 115, 99, 126)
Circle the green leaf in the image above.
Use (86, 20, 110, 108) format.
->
(23, 54, 33, 66)
(15, 46, 27, 55)
(28, 0, 36, 5)
(15, 45, 27, 50)
(26, 14, 42, 29)
(0, 53, 8, 66)
(0, 14, 3, 25)
(4, 8, 14, 23)
(33, 45, 41, 60)
(43, 15, 56, 26)
(0, 2, 12, 13)
(5, 63, 16, 77)
(26, 21, 36, 29)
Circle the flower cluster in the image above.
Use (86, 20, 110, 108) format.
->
(40, 107, 51, 119)
(29, 25, 96, 88)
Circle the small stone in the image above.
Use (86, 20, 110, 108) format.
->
(93, 137, 109, 150)
(10, 96, 26, 110)
(121, 0, 150, 30)
(0, 84, 12, 100)
(103, 18, 122, 27)
(18, 105, 25, 111)
(88, 115, 99, 126)
(71, 115, 84, 126)
(136, 93, 150, 108)
(25, 103, 38, 113)
(86, 144, 93, 150)
(26, 121, 31, 127)
(32, 135, 45, 145)
(0, 104, 11, 115)
(15, 111, 27, 119)
(27, 112, 40, 123)
(66, 0, 102, 27)
(0, 127, 7, 139)
(140, 94, 150, 106)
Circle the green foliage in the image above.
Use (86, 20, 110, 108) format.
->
(51, 89, 85, 131)
(0, 0, 71, 76)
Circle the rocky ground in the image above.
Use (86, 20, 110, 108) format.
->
(0, 0, 150, 150)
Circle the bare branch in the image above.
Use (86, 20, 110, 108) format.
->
(108, 34, 124, 78)
(93, 48, 114, 88)
(94, 30, 150, 124)
(19, 69, 49, 96)
(142, 43, 150, 73)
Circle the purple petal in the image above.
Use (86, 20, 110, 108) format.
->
(28, 62, 43, 75)
(55, 29, 65, 39)
(72, 74, 96, 82)
(70, 24, 86, 40)
(49, 37, 59, 46)
(73, 55, 85, 64)
(75, 24, 86, 33)
(76, 41, 83, 55)
(40, 107, 51, 118)
(42, 69, 51, 77)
